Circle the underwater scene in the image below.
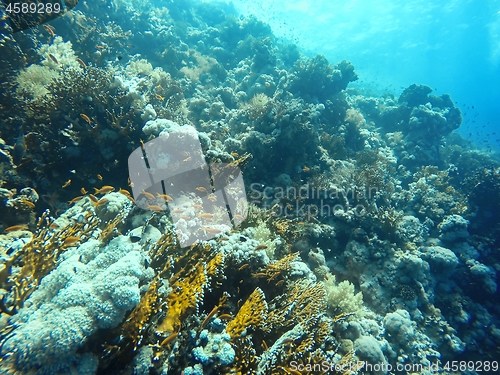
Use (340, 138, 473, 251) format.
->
(0, 0, 499, 374)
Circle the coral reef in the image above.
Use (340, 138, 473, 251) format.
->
(0, 0, 499, 374)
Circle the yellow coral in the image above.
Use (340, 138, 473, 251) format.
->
(252, 252, 299, 282)
(226, 287, 268, 338)
(267, 281, 327, 330)
(156, 261, 208, 336)
(121, 277, 163, 350)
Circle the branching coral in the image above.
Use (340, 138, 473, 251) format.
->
(226, 287, 268, 338)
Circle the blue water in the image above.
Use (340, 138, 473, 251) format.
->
(228, 0, 500, 151)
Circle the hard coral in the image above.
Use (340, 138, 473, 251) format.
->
(226, 287, 267, 338)
(289, 55, 358, 101)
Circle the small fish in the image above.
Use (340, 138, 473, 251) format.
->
(156, 193, 173, 202)
(48, 53, 59, 64)
(62, 179, 71, 188)
(75, 57, 87, 69)
(155, 94, 165, 101)
(94, 186, 114, 194)
(275, 279, 285, 287)
(254, 244, 268, 251)
(171, 209, 184, 214)
(141, 191, 155, 200)
(81, 187, 88, 195)
(19, 199, 35, 208)
(43, 24, 56, 37)
(160, 332, 179, 346)
(97, 174, 103, 181)
(238, 264, 249, 271)
(147, 204, 163, 212)
(252, 272, 267, 278)
(62, 236, 80, 247)
(89, 194, 99, 203)
(198, 213, 214, 219)
(80, 114, 91, 124)
(4, 224, 29, 232)
(195, 186, 208, 193)
(94, 198, 108, 207)
(119, 188, 131, 196)
(69, 196, 84, 204)
(201, 227, 221, 234)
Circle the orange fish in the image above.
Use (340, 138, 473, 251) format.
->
(238, 264, 249, 271)
(141, 191, 155, 200)
(62, 236, 80, 247)
(201, 227, 221, 234)
(147, 204, 163, 212)
(156, 193, 173, 202)
(119, 188, 131, 196)
(94, 198, 108, 207)
(4, 224, 29, 232)
(19, 199, 35, 208)
(62, 179, 71, 188)
(198, 213, 214, 219)
(94, 186, 114, 195)
(69, 196, 84, 204)
(160, 332, 179, 346)
(80, 114, 91, 124)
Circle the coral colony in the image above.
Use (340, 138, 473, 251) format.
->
(0, 0, 499, 374)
